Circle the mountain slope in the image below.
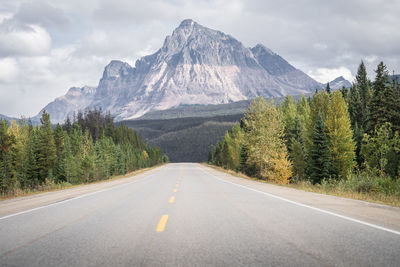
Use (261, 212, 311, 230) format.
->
(327, 76, 352, 90)
(37, 19, 322, 123)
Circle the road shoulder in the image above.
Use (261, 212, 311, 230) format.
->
(198, 164, 400, 233)
(0, 165, 166, 218)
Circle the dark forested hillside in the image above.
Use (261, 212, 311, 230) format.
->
(120, 114, 243, 162)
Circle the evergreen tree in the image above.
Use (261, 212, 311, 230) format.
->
(326, 82, 331, 94)
(308, 114, 331, 183)
(349, 84, 363, 128)
(304, 91, 330, 155)
(0, 120, 15, 193)
(367, 62, 390, 133)
(361, 123, 400, 178)
(26, 126, 40, 188)
(356, 61, 371, 127)
(37, 111, 57, 182)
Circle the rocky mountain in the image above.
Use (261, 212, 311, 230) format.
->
(38, 86, 96, 123)
(327, 76, 352, 90)
(37, 19, 323, 123)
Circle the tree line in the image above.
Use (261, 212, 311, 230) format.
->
(210, 61, 400, 190)
(0, 109, 168, 196)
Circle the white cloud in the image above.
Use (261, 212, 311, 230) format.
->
(0, 0, 400, 117)
(0, 57, 18, 82)
(0, 22, 51, 57)
(308, 67, 354, 84)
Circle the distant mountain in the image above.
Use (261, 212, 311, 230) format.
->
(0, 114, 15, 123)
(37, 19, 322, 123)
(38, 86, 96, 122)
(326, 76, 352, 90)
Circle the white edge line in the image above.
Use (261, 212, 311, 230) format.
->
(0, 172, 158, 221)
(199, 166, 400, 236)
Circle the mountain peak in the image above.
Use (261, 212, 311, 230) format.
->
(327, 76, 352, 90)
(178, 19, 196, 28)
(252, 44, 274, 55)
(102, 60, 131, 79)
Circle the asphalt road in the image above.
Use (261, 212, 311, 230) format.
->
(1, 163, 400, 266)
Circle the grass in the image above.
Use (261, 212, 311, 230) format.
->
(203, 163, 400, 207)
(0, 164, 165, 201)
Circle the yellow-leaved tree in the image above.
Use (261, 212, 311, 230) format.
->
(243, 97, 292, 184)
(325, 91, 355, 178)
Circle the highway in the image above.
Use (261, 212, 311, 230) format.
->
(1, 163, 400, 266)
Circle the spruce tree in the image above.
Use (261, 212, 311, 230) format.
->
(37, 111, 57, 182)
(356, 61, 371, 127)
(304, 91, 330, 156)
(367, 62, 390, 133)
(326, 82, 331, 94)
(308, 114, 331, 184)
(349, 84, 363, 128)
(0, 120, 15, 193)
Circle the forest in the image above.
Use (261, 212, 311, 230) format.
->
(122, 114, 243, 162)
(0, 109, 167, 196)
(210, 61, 400, 202)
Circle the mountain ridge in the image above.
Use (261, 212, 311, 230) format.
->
(37, 19, 328, 123)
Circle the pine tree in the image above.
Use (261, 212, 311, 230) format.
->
(0, 120, 15, 193)
(349, 84, 363, 128)
(356, 61, 371, 127)
(326, 82, 331, 94)
(308, 114, 331, 183)
(325, 91, 355, 178)
(26, 126, 40, 188)
(367, 62, 390, 133)
(305, 91, 330, 155)
(37, 111, 57, 183)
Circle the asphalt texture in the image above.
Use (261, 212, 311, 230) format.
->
(1, 163, 399, 266)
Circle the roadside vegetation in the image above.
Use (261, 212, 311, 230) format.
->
(210, 61, 400, 205)
(0, 109, 168, 197)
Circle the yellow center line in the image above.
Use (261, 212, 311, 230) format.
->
(176, 183, 179, 187)
(156, 215, 169, 232)
(169, 196, 175, 203)
(173, 189, 177, 193)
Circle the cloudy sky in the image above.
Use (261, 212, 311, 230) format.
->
(0, 0, 399, 117)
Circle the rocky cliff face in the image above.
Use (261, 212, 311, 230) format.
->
(38, 19, 323, 123)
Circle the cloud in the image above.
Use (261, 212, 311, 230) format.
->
(0, 0, 400, 117)
(0, 57, 18, 82)
(14, 1, 70, 29)
(0, 20, 51, 57)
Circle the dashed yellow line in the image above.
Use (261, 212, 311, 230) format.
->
(176, 183, 179, 187)
(156, 215, 169, 232)
(169, 196, 175, 203)
(173, 189, 177, 193)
